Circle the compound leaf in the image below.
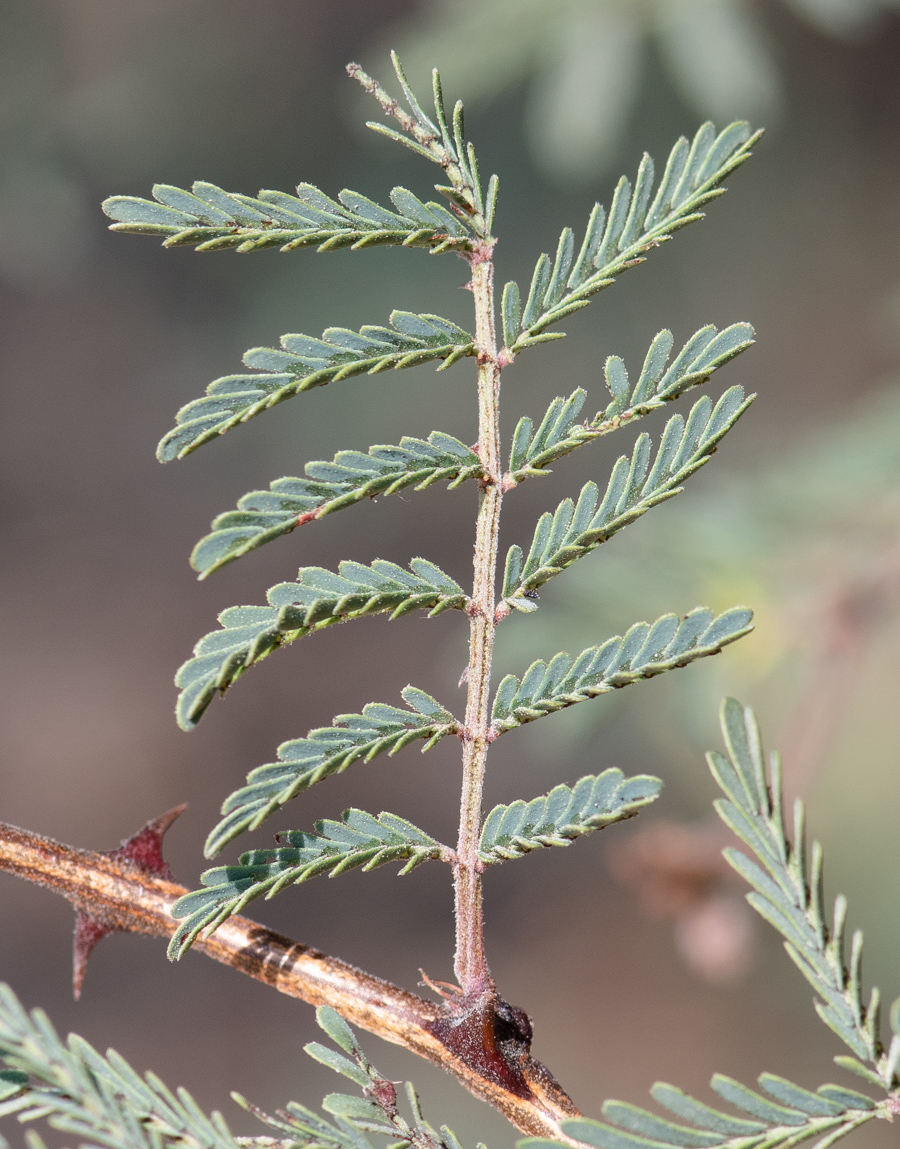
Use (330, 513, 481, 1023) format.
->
(502, 388, 752, 607)
(169, 809, 448, 959)
(710, 699, 896, 1086)
(507, 324, 754, 482)
(0, 983, 242, 1149)
(103, 179, 476, 253)
(538, 1071, 884, 1149)
(478, 771, 660, 865)
(491, 608, 753, 734)
(158, 312, 475, 461)
(205, 687, 457, 857)
(176, 561, 466, 731)
(507, 122, 761, 352)
(192, 432, 482, 577)
(349, 53, 495, 239)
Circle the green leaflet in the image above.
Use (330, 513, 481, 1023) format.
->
(350, 52, 496, 240)
(490, 608, 753, 733)
(502, 387, 752, 609)
(507, 323, 755, 481)
(169, 810, 448, 959)
(709, 699, 894, 1082)
(158, 311, 475, 461)
(102, 180, 475, 253)
(508, 122, 761, 352)
(527, 1070, 883, 1149)
(175, 560, 466, 731)
(204, 686, 457, 857)
(236, 1005, 476, 1149)
(0, 983, 242, 1149)
(478, 771, 661, 864)
(192, 431, 482, 577)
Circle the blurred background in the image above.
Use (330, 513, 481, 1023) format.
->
(1, 0, 900, 1145)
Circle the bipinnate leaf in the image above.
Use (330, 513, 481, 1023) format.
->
(349, 53, 496, 239)
(478, 771, 660, 865)
(502, 388, 752, 608)
(176, 560, 466, 731)
(507, 324, 754, 481)
(102, 179, 475, 253)
(491, 608, 753, 734)
(169, 809, 448, 959)
(193, 432, 482, 577)
(158, 311, 475, 461)
(507, 122, 761, 352)
(710, 699, 896, 1085)
(523, 1068, 886, 1149)
(237, 985, 475, 1149)
(0, 983, 243, 1149)
(205, 687, 457, 856)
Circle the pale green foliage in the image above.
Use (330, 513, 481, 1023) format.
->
(501, 387, 752, 611)
(507, 323, 754, 482)
(175, 559, 466, 731)
(169, 812, 447, 960)
(0, 984, 243, 1149)
(504, 123, 761, 351)
(526, 1075, 886, 1149)
(193, 432, 482, 578)
(349, 52, 497, 240)
(102, 180, 475, 253)
(235, 1006, 482, 1149)
(157, 311, 474, 462)
(491, 608, 753, 731)
(478, 771, 661, 864)
(710, 699, 898, 1085)
(0, 990, 474, 1149)
(517, 701, 900, 1149)
(204, 687, 457, 859)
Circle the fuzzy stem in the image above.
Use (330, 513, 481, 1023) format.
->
(454, 254, 501, 997)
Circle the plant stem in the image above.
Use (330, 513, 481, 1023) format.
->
(454, 253, 501, 997)
(0, 819, 579, 1138)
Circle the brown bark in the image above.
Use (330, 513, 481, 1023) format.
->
(0, 819, 579, 1140)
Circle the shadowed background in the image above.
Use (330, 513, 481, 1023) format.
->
(1, 1, 900, 1146)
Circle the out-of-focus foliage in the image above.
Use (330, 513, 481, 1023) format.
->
(383, 0, 900, 181)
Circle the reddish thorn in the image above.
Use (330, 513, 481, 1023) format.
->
(72, 805, 187, 999)
(73, 914, 113, 1000)
(497, 349, 514, 369)
(107, 804, 187, 879)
